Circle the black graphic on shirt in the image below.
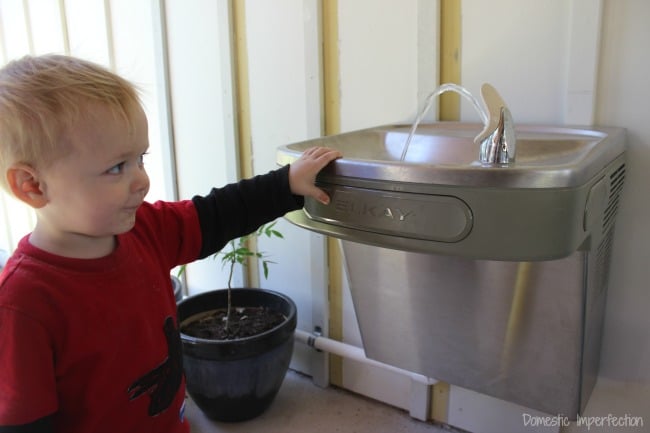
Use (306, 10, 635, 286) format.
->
(127, 316, 183, 416)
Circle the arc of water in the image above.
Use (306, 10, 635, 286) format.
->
(400, 83, 489, 161)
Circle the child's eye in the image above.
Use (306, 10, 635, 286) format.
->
(106, 162, 125, 175)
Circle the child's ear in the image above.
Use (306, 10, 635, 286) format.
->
(6, 164, 48, 208)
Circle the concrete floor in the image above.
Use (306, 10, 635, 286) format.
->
(187, 369, 456, 433)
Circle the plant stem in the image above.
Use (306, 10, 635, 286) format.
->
(225, 258, 235, 331)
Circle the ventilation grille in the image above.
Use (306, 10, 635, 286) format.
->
(593, 162, 626, 297)
(602, 163, 626, 234)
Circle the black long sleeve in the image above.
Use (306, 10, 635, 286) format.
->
(0, 415, 52, 433)
(191, 164, 304, 259)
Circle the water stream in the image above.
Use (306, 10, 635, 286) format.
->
(400, 83, 489, 161)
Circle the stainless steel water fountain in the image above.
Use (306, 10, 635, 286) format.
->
(277, 84, 626, 417)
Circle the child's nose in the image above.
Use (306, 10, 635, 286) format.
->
(131, 167, 150, 195)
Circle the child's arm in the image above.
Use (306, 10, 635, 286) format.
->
(191, 146, 341, 260)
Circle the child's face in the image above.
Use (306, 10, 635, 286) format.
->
(34, 102, 150, 254)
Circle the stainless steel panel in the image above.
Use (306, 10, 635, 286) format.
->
(342, 241, 586, 416)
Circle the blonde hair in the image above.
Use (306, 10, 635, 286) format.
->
(0, 54, 141, 192)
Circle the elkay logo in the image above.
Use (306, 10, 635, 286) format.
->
(333, 198, 414, 222)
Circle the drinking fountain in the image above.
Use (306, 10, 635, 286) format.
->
(276, 84, 626, 417)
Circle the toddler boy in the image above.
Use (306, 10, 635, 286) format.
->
(0, 54, 340, 433)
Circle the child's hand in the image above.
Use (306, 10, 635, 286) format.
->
(289, 146, 342, 205)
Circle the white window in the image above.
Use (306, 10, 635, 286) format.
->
(0, 0, 174, 254)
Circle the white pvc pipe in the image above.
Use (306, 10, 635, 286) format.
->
(294, 329, 437, 386)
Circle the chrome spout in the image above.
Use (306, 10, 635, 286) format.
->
(478, 105, 516, 164)
(475, 83, 516, 164)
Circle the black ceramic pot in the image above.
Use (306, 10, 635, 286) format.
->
(177, 288, 297, 422)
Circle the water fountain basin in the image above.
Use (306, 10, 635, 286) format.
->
(277, 123, 625, 261)
(277, 123, 624, 188)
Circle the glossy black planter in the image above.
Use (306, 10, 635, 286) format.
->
(177, 288, 296, 422)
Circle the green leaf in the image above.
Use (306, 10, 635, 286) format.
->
(235, 247, 254, 256)
(209, 220, 285, 283)
(262, 261, 269, 279)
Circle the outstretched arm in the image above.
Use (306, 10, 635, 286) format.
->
(191, 146, 342, 260)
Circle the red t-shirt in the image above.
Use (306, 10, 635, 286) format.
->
(0, 200, 202, 433)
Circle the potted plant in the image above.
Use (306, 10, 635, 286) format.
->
(176, 222, 297, 422)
